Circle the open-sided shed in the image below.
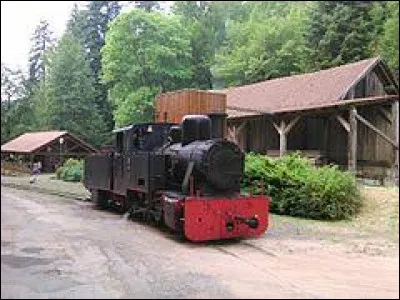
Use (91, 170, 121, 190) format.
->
(225, 57, 399, 182)
(1, 131, 98, 172)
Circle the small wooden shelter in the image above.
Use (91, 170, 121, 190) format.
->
(225, 57, 399, 182)
(1, 131, 98, 172)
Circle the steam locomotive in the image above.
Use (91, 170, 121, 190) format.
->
(83, 114, 270, 242)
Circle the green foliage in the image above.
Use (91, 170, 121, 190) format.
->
(213, 1, 311, 86)
(173, 1, 214, 89)
(66, 3, 88, 47)
(102, 9, 193, 127)
(305, 1, 375, 70)
(242, 153, 362, 220)
(1, 63, 37, 143)
(114, 86, 157, 127)
(28, 19, 55, 87)
(66, 1, 121, 132)
(56, 158, 84, 182)
(133, 1, 160, 12)
(377, 1, 399, 78)
(45, 33, 107, 146)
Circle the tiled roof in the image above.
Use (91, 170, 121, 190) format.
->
(225, 57, 382, 117)
(1, 131, 97, 153)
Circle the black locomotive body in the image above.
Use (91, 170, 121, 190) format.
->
(84, 114, 270, 242)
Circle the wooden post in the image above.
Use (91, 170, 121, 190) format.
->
(393, 100, 399, 183)
(335, 115, 350, 132)
(30, 154, 34, 174)
(279, 120, 286, 157)
(348, 107, 357, 173)
(272, 116, 300, 157)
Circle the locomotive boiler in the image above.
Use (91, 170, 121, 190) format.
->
(84, 114, 270, 242)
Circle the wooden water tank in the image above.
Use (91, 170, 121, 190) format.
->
(154, 89, 226, 124)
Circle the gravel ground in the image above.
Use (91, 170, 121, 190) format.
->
(1, 185, 399, 299)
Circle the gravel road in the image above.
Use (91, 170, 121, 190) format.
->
(1, 186, 398, 299)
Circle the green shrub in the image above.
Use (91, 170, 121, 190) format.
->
(55, 158, 84, 182)
(242, 152, 362, 220)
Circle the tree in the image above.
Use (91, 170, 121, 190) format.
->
(1, 64, 27, 142)
(66, 1, 121, 132)
(172, 1, 253, 89)
(172, 1, 214, 89)
(66, 3, 88, 46)
(377, 1, 399, 79)
(213, 1, 310, 87)
(45, 33, 106, 146)
(133, 1, 161, 12)
(102, 9, 192, 126)
(305, 1, 375, 70)
(28, 19, 55, 87)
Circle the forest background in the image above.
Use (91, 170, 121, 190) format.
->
(1, 1, 398, 147)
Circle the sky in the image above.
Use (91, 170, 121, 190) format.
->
(1, 1, 86, 72)
(1, 1, 172, 74)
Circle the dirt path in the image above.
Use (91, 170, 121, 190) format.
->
(1, 186, 398, 299)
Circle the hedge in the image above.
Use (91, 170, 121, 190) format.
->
(242, 152, 362, 220)
(56, 158, 84, 182)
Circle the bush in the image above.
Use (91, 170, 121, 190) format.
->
(56, 158, 84, 182)
(242, 152, 362, 220)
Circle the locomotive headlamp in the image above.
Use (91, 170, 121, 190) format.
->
(147, 125, 153, 133)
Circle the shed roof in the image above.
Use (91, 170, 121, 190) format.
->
(225, 57, 398, 118)
(1, 131, 97, 154)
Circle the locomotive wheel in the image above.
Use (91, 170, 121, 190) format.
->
(92, 190, 108, 210)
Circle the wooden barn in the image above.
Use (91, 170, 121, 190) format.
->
(1, 131, 98, 173)
(225, 57, 399, 182)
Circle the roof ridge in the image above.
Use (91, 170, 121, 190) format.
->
(225, 56, 381, 91)
(22, 130, 67, 134)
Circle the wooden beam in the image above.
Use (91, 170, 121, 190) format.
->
(272, 117, 300, 157)
(279, 120, 287, 157)
(272, 121, 282, 134)
(236, 120, 247, 135)
(393, 100, 399, 181)
(355, 111, 399, 149)
(32, 152, 95, 156)
(30, 154, 34, 174)
(335, 115, 350, 132)
(228, 95, 399, 121)
(348, 87, 355, 99)
(65, 143, 83, 152)
(377, 105, 392, 123)
(283, 116, 301, 135)
(227, 121, 246, 144)
(348, 107, 357, 172)
(227, 125, 237, 143)
(279, 133, 287, 157)
(270, 95, 398, 116)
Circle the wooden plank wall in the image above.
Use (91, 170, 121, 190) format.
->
(229, 104, 395, 174)
(357, 105, 394, 165)
(154, 90, 226, 123)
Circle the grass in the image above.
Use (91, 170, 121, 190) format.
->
(1, 173, 90, 200)
(268, 184, 399, 255)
